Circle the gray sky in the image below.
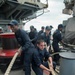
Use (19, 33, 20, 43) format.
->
(24, 0, 72, 30)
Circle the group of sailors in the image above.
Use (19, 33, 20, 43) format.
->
(29, 24, 64, 64)
(8, 20, 64, 75)
(28, 25, 53, 49)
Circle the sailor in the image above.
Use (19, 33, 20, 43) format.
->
(49, 25, 53, 53)
(29, 25, 38, 45)
(37, 26, 51, 52)
(52, 24, 64, 65)
(38, 26, 45, 35)
(32, 39, 56, 75)
(50, 25, 53, 30)
(49, 25, 53, 36)
(8, 20, 35, 75)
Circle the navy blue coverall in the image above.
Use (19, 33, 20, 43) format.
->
(52, 29, 62, 63)
(37, 32, 50, 46)
(29, 30, 38, 45)
(15, 29, 35, 75)
(38, 30, 44, 35)
(32, 47, 56, 75)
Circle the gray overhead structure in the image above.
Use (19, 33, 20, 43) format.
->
(0, 0, 48, 32)
(63, 0, 74, 15)
(62, 0, 75, 45)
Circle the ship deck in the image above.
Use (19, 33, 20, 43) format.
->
(0, 69, 50, 75)
(0, 68, 58, 75)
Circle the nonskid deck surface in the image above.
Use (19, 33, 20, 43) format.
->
(0, 69, 51, 75)
(0, 65, 59, 75)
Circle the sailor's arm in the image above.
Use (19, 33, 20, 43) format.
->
(48, 57, 53, 67)
(40, 64, 50, 72)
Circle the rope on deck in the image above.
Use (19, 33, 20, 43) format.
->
(4, 47, 21, 75)
(48, 61, 57, 75)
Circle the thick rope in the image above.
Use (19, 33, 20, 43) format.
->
(48, 61, 56, 75)
(4, 47, 21, 75)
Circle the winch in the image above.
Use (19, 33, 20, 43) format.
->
(0, 33, 21, 73)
